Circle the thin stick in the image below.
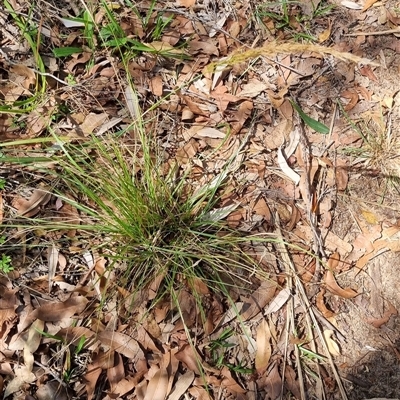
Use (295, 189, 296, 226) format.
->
(344, 28, 400, 36)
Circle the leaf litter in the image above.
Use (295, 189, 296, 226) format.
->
(1, 0, 400, 399)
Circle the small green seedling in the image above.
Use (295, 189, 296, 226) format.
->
(37, 328, 88, 382)
(207, 328, 252, 373)
(0, 254, 13, 273)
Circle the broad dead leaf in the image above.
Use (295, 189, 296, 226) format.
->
(84, 367, 102, 400)
(143, 368, 169, 400)
(255, 319, 272, 373)
(259, 361, 282, 400)
(188, 386, 212, 400)
(359, 65, 378, 82)
(80, 112, 108, 136)
(241, 279, 277, 321)
(318, 23, 332, 42)
(195, 127, 225, 139)
(150, 76, 163, 96)
(30, 295, 88, 321)
(316, 288, 335, 318)
(176, 139, 198, 164)
(239, 79, 268, 98)
(342, 89, 359, 111)
(108, 353, 125, 393)
(362, 0, 379, 11)
(13, 188, 52, 217)
(221, 367, 246, 394)
(231, 100, 253, 134)
(10, 64, 36, 88)
(177, 0, 195, 8)
(341, 1, 363, 9)
(23, 319, 44, 371)
(98, 331, 141, 359)
(265, 287, 291, 314)
(167, 371, 195, 400)
(36, 379, 69, 400)
(323, 330, 341, 356)
(3, 366, 36, 398)
(325, 270, 358, 299)
(189, 40, 219, 56)
(174, 344, 201, 374)
(211, 85, 238, 111)
(366, 302, 398, 328)
(284, 365, 301, 399)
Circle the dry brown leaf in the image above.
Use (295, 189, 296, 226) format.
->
(112, 376, 138, 397)
(265, 287, 291, 314)
(98, 331, 141, 359)
(84, 367, 102, 400)
(168, 371, 195, 400)
(149, 76, 163, 96)
(284, 365, 301, 399)
(195, 127, 225, 139)
(0, 285, 18, 340)
(253, 197, 272, 221)
(188, 386, 212, 400)
(23, 319, 44, 371)
(13, 188, 51, 217)
(316, 288, 335, 318)
(259, 361, 282, 399)
(176, 139, 198, 164)
(143, 369, 169, 400)
(211, 85, 239, 112)
(189, 40, 219, 56)
(362, 0, 379, 11)
(325, 270, 358, 299)
(10, 64, 36, 88)
(366, 302, 398, 328)
(239, 79, 268, 98)
(174, 344, 201, 374)
(359, 65, 378, 82)
(3, 366, 36, 398)
(342, 89, 359, 111)
(108, 353, 125, 393)
(255, 319, 272, 373)
(182, 96, 209, 116)
(177, 0, 196, 8)
(241, 279, 277, 321)
(231, 100, 253, 134)
(66, 52, 92, 73)
(318, 23, 332, 42)
(323, 329, 341, 356)
(36, 380, 69, 400)
(221, 367, 246, 394)
(31, 296, 88, 321)
(177, 289, 197, 327)
(80, 112, 108, 136)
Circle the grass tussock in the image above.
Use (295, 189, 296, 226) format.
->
(49, 111, 276, 313)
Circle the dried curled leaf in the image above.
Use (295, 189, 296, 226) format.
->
(325, 270, 358, 299)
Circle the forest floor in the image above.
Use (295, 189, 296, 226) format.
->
(0, 0, 400, 399)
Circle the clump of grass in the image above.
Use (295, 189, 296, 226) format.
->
(48, 103, 276, 315)
(341, 107, 400, 186)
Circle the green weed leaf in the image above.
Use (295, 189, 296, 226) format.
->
(52, 47, 84, 58)
(290, 100, 329, 134)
